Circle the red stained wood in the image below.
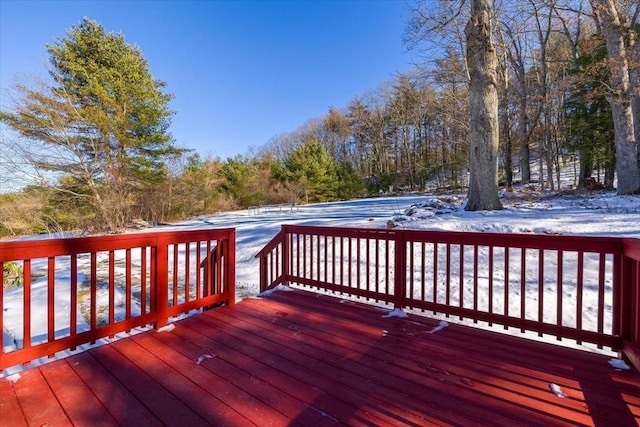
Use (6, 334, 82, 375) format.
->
(39, 359, 118, 426)
(0, 228, 236, 371)
(1, 289, 639, 426)
(0, 376, 27, 426)
(68, 350, 163, 426)
(9, 366, 72, 426)
(257, 225, 640, 357)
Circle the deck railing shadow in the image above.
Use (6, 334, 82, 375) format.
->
(256, 225, 640, 371)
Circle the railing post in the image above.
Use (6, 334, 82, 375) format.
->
(617, 254, 631, 344)
(282, 225, 290, 286)
(258, 254, 267, 292)
(155, 237, 169, 329)
(226, 230, 236, 307)
(393, 230, 407, 310)
(621, 238, 640, 372)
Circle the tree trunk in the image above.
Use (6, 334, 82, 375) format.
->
(465, 0, 503, 211)
(631, 31, 640, 171)
(591, 0, 640, 194)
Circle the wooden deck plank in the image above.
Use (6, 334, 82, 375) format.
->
(233, 295, 583, 426)
(171, 319, 379, 427)
(216, 303, 509, 426)
(38, 358, 119, 426)
(269, 290, 637, 393)
(0, 375, 27, 427)
(1, 289, 638, 427)
(187, 309, 417, 426)
(88, 342, 211, 427)
(66, 350, 164, 427)
(128, 330, 293, 426)
(140, 324, 342, 426)
(9, 365, 72, 426)
(259, 290, 640, 423)
(263, 290, 640, 425)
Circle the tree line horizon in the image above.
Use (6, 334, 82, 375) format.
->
(0, 0, 638, 238)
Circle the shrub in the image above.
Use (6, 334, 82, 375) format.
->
(3, 261, 23, 289)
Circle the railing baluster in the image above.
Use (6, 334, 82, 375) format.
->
(24, 259, 31, 350)
(324, 235, 328, 284)
(48, 257, 55, 345)
(520, 248, 526, 333)
(141, 246, 148, 315)
(597, 252, 606, 345)
(90, 253, 97, 335)
(459, 244, 464, 320)
(504, 248, 509, 330)
(576, 252, 584, 344)
(70, 255, 78, 346)
(356, 236, 361, 290)
(488, 246, 494, 326)
(473, 245, 478, 323)
(366, 237, 370, 293)
(409, 241, 414, 300)
(348, 237, 352, 291)
(557, 250, 563, 340)
(172, 244, 179, 307)
(538, 249, 544, 337)
(420, 241, 425, 305)
(385, 239, 390, 295)
(432, 243, 438, 314)
(185, 242, 190, 302)
(445, 243, 451, 316)
(125, 249, 132, 321)
(196, 242, 202, 300)
(109, 250, 115, 329)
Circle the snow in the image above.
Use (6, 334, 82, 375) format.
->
(609, 359, 631, 370)
(428, 321, 449, 334)
(2, 187, 640, 377)
(549, 383, 568, 398)
(194, 353, 216, 364)
(156, 324, 176, 333)
(257, 284, 294, 297)
(382, 308, 408, 318)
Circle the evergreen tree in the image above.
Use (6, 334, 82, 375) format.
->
(1, 18, 182, 231)
(218, 155, 266, 208)
(278, 138, 339, 203)
(336, 160, 366, 200)
(565, 34, 615, 188)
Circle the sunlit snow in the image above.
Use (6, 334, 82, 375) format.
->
(2, 186, 640, 377)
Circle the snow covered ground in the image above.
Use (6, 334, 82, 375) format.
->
(2, 188, 640, 376)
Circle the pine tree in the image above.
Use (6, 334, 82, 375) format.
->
(565, 34, 615, 188)
(279, 138, 339, 204)
(1, 18, 182, 231)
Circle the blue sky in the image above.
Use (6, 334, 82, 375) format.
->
(1, 0, 417, 160)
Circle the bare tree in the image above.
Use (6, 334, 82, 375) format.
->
(590, 0, 640, 194)
(465, 0, 503, 210)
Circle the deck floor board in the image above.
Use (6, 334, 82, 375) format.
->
(2, 288, 639, 426)
(251, 291, 640, 422)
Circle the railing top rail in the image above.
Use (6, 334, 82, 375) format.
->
(278, 224, 627, 253)
(255, 228, 286, 258)
(0, 228, 235, 260)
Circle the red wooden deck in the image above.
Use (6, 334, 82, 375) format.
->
(2, 288, 639, 426)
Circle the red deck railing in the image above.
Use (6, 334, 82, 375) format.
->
(0, 228, 235, 371)
(256, 225, 640, 370)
